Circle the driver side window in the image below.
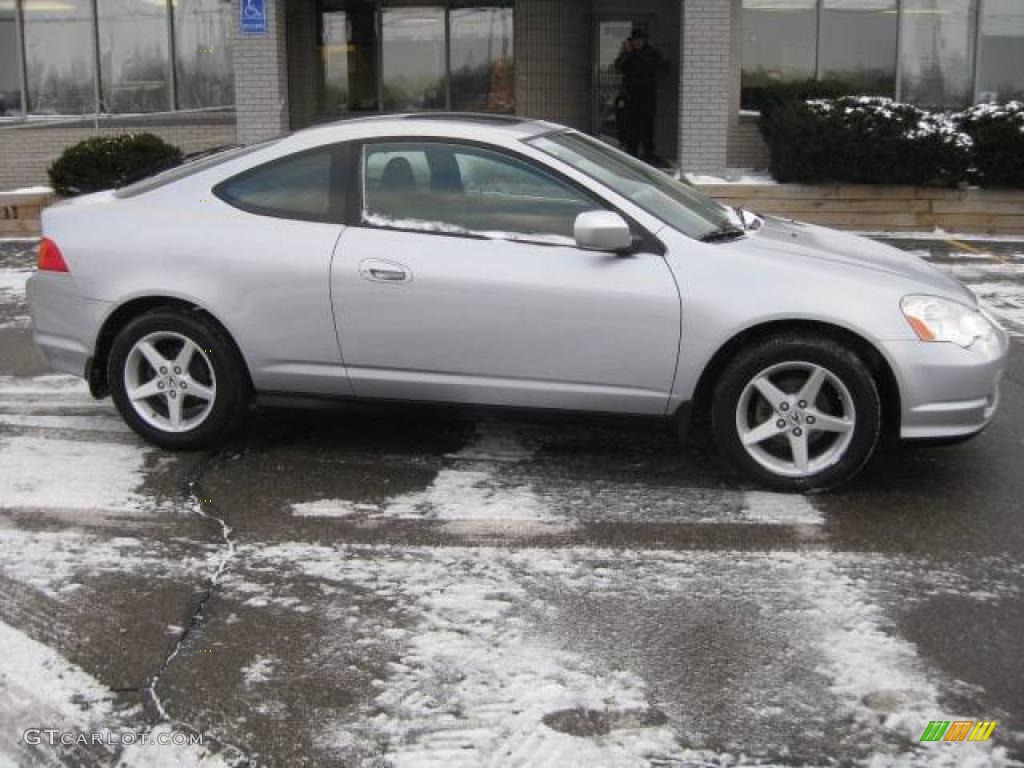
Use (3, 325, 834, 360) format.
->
(361, 141, 602, 245)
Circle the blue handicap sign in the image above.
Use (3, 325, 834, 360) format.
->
(240, 0, 266, 35)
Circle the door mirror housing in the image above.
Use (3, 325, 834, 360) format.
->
(574, 210, 633, 253)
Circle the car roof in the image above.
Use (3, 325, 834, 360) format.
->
(285, 112, 561, 151)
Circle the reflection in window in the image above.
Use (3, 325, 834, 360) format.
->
(381, 7, 446, 111)
(363, 142, 594, 241)
(741, 0, 817, 108)
(98, 0, 170, 112)
(820, 0, 898, 96)
(320, 0, 379, 113)
(450, 5, 513, 112)
(174, 0, 234, 109)
(22, 0, 96, 114)
(976, 0, 1024, 103)
(0, 0, 22, 115)
(899, 0, 979, 108)
(217, 149, 336, 222)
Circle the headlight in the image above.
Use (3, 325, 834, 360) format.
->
(901, 295, 995, 348)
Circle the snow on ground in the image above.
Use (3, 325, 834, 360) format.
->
(0, 376, 162, 514)
(0, 268, 31, 328)
(291, 423, 827, 527)
(940, 259, 1024, 336)
(686, 171, 778, 185)
(293, 422, 556, 522)
(240, 656, 276, 687)
(0, 526, 209, 599)
(0, 618, 118, 765)
(241, 541, 1015, 767)
(0, 620, 234, 768)
(0, 435, 151, 511)
(1, 186, 53, 195)
(741, 490, 823, 525)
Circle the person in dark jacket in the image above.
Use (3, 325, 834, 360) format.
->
(614, 27, 666, 162)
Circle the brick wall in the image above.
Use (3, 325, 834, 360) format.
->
(678, 0, 732, 173)
(514, 0, 592, 130)
(727, 115, 769, 168)
(0, 116, 237, 190)
(233, 0, 289, 144)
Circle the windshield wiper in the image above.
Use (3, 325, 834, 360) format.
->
(699, 224, 746, 243)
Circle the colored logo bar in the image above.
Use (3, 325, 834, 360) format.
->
(920, 721, 997, 742)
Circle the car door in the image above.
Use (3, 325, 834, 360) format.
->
(330, 139, 680, 415)
(210, 143, 353, 397)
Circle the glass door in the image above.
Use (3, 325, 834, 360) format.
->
(594, 18, 653, 144)
(381, 6, 446, 110)
(320, 0, 380, 114)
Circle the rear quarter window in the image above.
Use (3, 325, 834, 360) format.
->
(213, 144, 348, 223)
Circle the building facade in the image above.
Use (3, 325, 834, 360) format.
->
(1, 0, 1022, 188)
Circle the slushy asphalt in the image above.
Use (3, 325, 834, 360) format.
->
(0, 235, 1021, 767)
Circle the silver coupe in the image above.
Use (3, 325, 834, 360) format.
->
(27, 114, 1009, 490)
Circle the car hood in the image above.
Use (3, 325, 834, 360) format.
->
(728, 216, 976, 306)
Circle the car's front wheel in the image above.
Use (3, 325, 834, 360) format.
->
(711, 334, 881, 491)
(108, 309, 249, 449)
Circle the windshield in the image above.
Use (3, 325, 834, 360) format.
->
(526, 131, 738, 240)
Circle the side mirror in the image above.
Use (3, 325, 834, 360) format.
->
(574, 210, 633, 253)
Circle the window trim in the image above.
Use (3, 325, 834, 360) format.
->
(351, 136, 664, 254)
(212, 142, 351, 224)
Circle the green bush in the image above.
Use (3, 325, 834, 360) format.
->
(760, 97, 972, 187)
(958, 101, 1024, 188)
(48, 133, 183, 196)
(742, 77, 855, 124)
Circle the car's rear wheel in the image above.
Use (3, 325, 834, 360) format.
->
(109, 309, 249, 449)
(711, 334, 881, 491)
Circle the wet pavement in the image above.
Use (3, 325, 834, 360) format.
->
(0, 234, 1022, 767)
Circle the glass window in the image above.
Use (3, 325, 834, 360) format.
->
(741, 0, 817, 108)
(819, 0, 898, 96)
(362, 141, 598, 242)
(319, 0, 379, 114)
(117, 140, 272, 198)
(450, 4, 514, 112)
(0, 0, 22, 116)
(899, 0, 979, 108)
(173, 0, 234, 109)
(528, 131, 735, 241)
(97, 0, 171, 113)
(976, 0, 1024, 103)
(22, 0, 96, 114)
(215, 148, 340, 222)
(381, 6, 446, 111)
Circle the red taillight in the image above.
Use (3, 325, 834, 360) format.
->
(37, 237, 69, 273)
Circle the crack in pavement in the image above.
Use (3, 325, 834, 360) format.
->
(138, 446, 253, 766)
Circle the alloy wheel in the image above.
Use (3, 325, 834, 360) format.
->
(735, 361, 856, 478)
(123, 331, 217, 433)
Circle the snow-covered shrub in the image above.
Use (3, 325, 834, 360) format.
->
(759, 96, 972, 187)
(958, 101, 1024, 188)
(48, 133, 183, 197)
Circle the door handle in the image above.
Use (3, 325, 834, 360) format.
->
(369, 268, 406, 281)
(359, 258, 412, 284)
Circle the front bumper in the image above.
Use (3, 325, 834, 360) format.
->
(26, 272, 109, 379)
(884, 329, 1010, 440)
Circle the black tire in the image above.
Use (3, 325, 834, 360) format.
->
(108, 308, 250, 450)
(710, 334, 881, 492)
